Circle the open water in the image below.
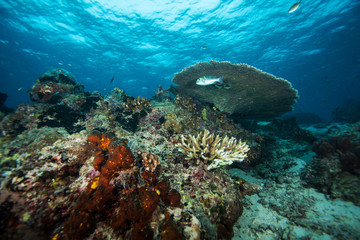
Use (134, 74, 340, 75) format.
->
(1, 0, 360, 120)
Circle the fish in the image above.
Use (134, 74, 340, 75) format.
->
(110, 76, 115, 84)
(288, 0, 301, 13)
(257, 121, 272, 126)
(196, 76, 223, 86)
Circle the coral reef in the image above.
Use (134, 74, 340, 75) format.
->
(239, 117, 316, 144)
(29, 69, 84, 103)
(171, 60, 298, 119)
(174, 95, 196, 112)
(123, 96, 152, 113)
(303, 123, 360, 205)
(62, 130, 184, 239)
(153, 85, 171, 102)
(0, 71, 264, 240)
(287, 111, 325, 124)
(177, 129, 250, 170)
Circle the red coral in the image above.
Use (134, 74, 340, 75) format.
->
(155, 180, 171, 197)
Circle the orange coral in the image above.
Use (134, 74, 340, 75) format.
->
(63, 130, 182, 239)
(64, 131, 135, 238)
(111, 188, 160, 238)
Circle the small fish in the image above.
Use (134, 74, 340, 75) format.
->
(18, 87, 22, 91)
(257, 121, 272, 126)
(196, 76, 223, 86)
(110, 76, 115, 84)
(288, 1, 301, 13)
(202, 46, 207, 50)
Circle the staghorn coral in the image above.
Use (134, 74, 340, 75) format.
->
(177, 129, 250, 170)
(171, 60, 298, 119)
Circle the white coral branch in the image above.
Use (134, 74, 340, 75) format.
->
(177, 130, 250, 170)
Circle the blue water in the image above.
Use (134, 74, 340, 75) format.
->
(1, 0, 359, 121)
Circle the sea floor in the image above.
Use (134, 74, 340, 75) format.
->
(230, 135, 360, 240)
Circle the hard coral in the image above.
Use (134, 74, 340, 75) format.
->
(172, 60, 298, 119)
(29, 69, 84, 103)
(141, 152, 160, 172)
(304, 130, 360, 206)
(174, 95, 196, 112)
(123, 96, 152, 113)
(312, 135, 360, 175)
(178, 129, 250, 170)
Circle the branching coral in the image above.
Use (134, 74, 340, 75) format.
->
(123, 96, 151, 113)
(177, 129, 250, 170)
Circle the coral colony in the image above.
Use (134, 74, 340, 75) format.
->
(177, 130, 250, 170)
(0, 61, 359, 239)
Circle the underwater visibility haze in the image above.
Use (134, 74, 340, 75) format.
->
(1, 1, 360, 240)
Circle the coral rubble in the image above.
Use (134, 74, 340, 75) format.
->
(171, 60, 298, 119)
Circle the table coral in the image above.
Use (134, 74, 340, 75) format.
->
(172, 60, 298, 119)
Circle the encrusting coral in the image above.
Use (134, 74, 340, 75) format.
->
(177, 129, 250, 170)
